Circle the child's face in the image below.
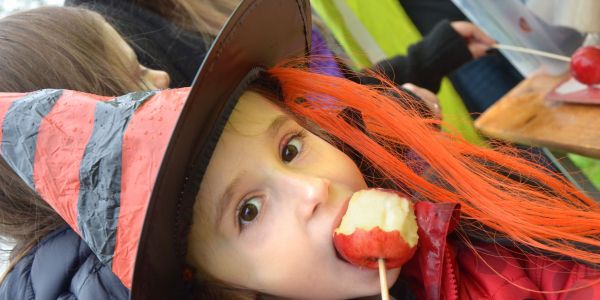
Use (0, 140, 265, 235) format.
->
(188, 91, 401, 299)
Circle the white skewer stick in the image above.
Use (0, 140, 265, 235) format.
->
(378, 258, 390, 300)
(492, 44, 571, 62)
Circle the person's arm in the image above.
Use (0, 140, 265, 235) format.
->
(358, 20, 492, 93)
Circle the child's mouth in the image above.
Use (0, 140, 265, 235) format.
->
(332, 197, 350, 231)
(334, 245, 350, 263)
(332, 197, 352, 264)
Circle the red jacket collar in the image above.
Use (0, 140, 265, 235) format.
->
(400, 202, 461, 300)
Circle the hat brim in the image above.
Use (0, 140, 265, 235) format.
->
(130, 0, 311, 298)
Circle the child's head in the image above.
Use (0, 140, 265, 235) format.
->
(182, 63, 600, 298)
(187, 90, 394, 299)
(0, 6, 169, 95)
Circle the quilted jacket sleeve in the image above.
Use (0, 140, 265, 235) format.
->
(0, 227, 129, 300)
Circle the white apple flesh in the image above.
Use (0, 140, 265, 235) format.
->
(333, 189, 418, 269)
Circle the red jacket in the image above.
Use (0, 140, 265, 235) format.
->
(399, 202, 600, 300)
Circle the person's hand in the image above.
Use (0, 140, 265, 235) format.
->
(402, 83, 441, 117)
(450, 21, 495, 59)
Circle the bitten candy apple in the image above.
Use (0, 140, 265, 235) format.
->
(571, 45, 600, 85)
(333, 189, 418, 269)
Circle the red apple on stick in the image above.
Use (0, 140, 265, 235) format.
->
(333, 189, 419, 270)
(570, 45, 600, 86)
(492, 44, 600, 86)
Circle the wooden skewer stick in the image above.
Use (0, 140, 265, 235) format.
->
(492, 44, 571, 62)
(378, 258, 390, 300)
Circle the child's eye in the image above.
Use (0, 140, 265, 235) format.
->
(281, 132, 305, 163)
(237, 197, 262, 228)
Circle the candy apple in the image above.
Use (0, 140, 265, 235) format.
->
(333, 189, 418, 269)
(571, 45, 600, 85)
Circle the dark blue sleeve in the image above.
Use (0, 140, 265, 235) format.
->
(1, 227, 129, 300)
(0, 254, 35, 299)
(67, 255, 129, 300)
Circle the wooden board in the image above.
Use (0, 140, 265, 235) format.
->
(475, 74, 600, 159)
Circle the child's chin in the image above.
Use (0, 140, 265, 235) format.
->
(346, 267, 401, 297)
(358, 267, 402, 296)
(330, 252, 402, 296)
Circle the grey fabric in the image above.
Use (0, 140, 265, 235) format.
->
(77, 91, 154, 268)
(1, 89, 62, 189)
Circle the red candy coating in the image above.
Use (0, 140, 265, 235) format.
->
(333, 227, 417, 269)
(571, 46, 600, 85)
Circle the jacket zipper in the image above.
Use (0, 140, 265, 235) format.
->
(443, 244, 459, 300)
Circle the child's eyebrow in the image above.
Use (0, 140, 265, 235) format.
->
(214, 114, 291, 226)
(267, 115, 291, 136)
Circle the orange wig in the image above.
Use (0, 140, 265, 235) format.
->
(267, 62, 600, 266)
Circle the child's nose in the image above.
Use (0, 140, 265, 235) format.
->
(146, 69, 171, 89)
(283, 174, 331, 219)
